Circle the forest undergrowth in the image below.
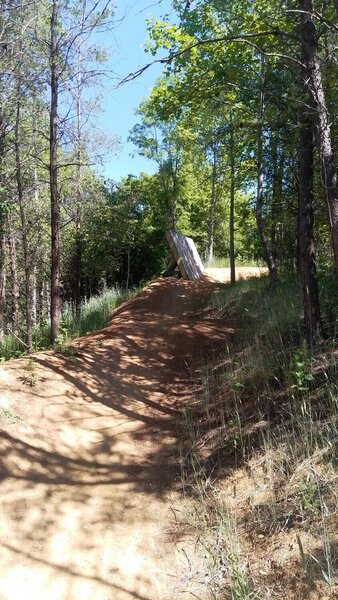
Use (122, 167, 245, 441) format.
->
(0, 287, 137, 361)
(179, 274, 338, 600)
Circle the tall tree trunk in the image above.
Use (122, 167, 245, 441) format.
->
(32, 267, 37, 326)
(207, 149, 217, 263)
(8, 232, 19, 335)
(36, 277, 43, 323)
(270, 133, 279, 263)
(50, 0, 60, 343)
(74, 36, 83, 318)
(170, 162, 178, 229)
(75, 217, 81, 317)
(126, 246, 131, 290)
(298, 104, 321, 344)
(255, 56, 277, 282)
(299, 0, 338, 274)
(39, 280, 50, 323)
(15, 97, 33, 353)
(229, 111, 236, 284)
(0, 234, 7, 343)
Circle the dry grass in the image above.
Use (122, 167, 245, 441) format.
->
(179, 275, 338, 599)
(204, 267, 267, 283)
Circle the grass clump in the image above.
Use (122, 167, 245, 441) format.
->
(19, 358, 37, 386)
(180, 273, 338, 599)
(0, 286, 138, 361)
(57, 287, 134, 343)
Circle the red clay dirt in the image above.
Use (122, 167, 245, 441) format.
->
(0, 276, 238, 600)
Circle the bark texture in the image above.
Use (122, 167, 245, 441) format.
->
(15, 97, 33, 352)
(50, 0, 60, 343)
(74, 38, 83, 317)
(8, 232, 19, 335)
(299, 0, 338, 274)
(0, 234, 6, 343)
(298, 105, 321, 344)
(229, 112, 236, 284)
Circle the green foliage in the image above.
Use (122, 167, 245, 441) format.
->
(318, 270, 338, 334)
(300, 480, 320, 513)
(131, 0, 337, 280)
(0, 287, 137, 361)
(288, 343, 314, 395)
(58, 287, 135, 341)
(80, 174, 169, 288)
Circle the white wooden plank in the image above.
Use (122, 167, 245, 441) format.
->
(166, 230, 204, 281)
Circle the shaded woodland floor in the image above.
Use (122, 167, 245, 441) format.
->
(0, 276, 238, 600)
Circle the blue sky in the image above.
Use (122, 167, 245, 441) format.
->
(96, 0, 175, 182)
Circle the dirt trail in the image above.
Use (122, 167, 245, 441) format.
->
(0, 277, 235, 600)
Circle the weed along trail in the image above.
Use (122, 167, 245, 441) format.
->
(0, 276, 233, 600)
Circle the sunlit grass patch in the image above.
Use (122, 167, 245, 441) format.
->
(0, 286, 138, 361)
(203, 256, 264, 269)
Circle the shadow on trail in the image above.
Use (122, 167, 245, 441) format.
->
(2, 541, 152, 600)
(0, 278, 233, 599)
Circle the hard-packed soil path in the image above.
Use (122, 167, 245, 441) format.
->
(0, 277, 234, 600)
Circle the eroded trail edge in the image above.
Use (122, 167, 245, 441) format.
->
(0, 277, 232, 600)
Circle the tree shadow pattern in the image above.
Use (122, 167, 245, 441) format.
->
(0, 278, 232, 600)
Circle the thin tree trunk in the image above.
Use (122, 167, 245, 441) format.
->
(15, 97, 33, 353)
(207, 149, 217, 263)
(45, 283, 51, 321)
(36, 278, 43, 323)
(40, 281, 50, 322)
(74, 35, 83, 318)
(270, 133, 279, 263)
(255, 56, 277, 282)
(298, 103, 321, 344)
(299, 0, 338, 274)
(0, 234, 7, 343)
(170, 162, 178, 229)
(229, 111, 236, 284)
(32, 267, 37, 325)
(126, 246, 131, 289)
(75, 218, 81, 317)
(8, 232, 19, 335)
(50, 0, 60, 343)
(33, 164, 39, 207)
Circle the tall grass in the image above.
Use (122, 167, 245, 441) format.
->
(180, 272, 338, 598)
(58, 287, 135, 341)
(0, 286, 137, 361)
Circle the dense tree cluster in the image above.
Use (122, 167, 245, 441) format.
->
(129, 0, 338, 343)
(0, 0, 116, 349)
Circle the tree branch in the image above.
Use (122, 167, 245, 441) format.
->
(118, 31, 303, 86)
(284, 9, 338, 33)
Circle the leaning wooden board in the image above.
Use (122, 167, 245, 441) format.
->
(166, 229, 204, 281)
